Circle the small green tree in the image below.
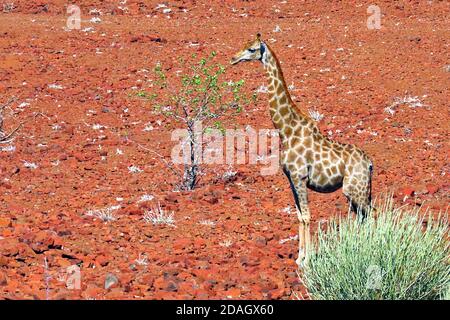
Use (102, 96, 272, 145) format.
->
(138, 52, 255, 190)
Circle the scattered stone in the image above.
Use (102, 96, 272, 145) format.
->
(129, 34, 167, 43)
(96, 255, 110, 267)
(399, 187, 415, 198)
(0, 271, 8, 286)
(425, 184, 439, 195)
(0, 238, 20, 257)
(254, 235, 267, 247)
(0, 256, 9, 267)
(165, 281, 178, 292)
(0, 217, 12, 228)
(165, 193, 178, 203)
(224, 288, 241, 299)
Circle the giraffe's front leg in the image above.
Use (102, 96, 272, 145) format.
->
(294, 179, 310, 269)
(282, 166, 311, 269)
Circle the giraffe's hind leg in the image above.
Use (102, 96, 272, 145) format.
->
(342, 163, 373, 219)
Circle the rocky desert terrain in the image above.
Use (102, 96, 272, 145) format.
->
(0, 0, 448, 299)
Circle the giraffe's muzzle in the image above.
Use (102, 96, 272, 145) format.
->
(230, 57, 240, 65)
(230, 56, 251, 65)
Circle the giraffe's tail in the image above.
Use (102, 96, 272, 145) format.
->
(368, 161, 378, 217)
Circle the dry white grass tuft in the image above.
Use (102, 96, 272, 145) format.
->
(85, 205, 120, 222)
(385, 95, 426, 115)
(143, 202, 175, 226)
(308, 109, 324, 122)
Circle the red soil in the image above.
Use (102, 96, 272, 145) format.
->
(0, 1, 448, 299)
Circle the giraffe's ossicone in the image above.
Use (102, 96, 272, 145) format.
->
(231, 34, 375, 268)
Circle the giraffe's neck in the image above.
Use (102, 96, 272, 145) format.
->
(261, 43, 310, 140)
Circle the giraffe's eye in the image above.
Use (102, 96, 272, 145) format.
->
(248, 48, 256, 53)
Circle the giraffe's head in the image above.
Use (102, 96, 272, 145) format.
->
(230, 33, 267, 65)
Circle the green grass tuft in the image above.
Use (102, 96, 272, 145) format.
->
(301, 198, 449, 300)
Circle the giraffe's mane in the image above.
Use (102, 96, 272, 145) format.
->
(264, 43, 313, 121)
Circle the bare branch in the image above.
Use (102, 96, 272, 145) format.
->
(136, 142, 182, 178)
(0, 97, 22, 142)
(0, 122, 23, 143)
(0, 96, 17, 110)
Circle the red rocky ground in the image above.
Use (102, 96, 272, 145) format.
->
(0, 1, 449, 299)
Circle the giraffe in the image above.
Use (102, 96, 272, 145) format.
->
(231, 34, 374, 267)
